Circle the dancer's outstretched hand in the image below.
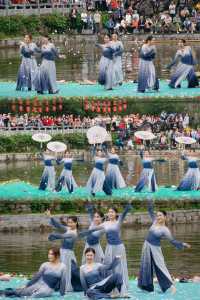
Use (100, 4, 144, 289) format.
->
(45, 209, 52, 217)
(183, 243, 191, 249)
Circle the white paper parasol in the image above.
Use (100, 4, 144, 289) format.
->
(175, 136, 196, 145)
(32, 133, 52, 143)
(87, 126, 108, 144)
(134, 131, 156, 140)
(47, 141, 67, 153)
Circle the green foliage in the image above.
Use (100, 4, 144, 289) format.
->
(0, 12, 109, 36)
(0, 133, 88, 153)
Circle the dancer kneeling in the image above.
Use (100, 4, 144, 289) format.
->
(168, 39, 199, 89)
(138, 199, 191, 293)
(177, 152, 200, 191)
(0, 247, 67, 298)
(80, 248, 122, 300)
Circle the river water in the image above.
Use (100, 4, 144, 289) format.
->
(0, 155, 189, 187)
(1, 39, 200, 82)
(0, 224, 199, 276)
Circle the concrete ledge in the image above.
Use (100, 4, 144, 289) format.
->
(0, 210, 200, 232)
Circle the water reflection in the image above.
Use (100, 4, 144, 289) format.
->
(0, 156, 189, 187)
(0, 224, 199, 276)
(1, 40, 200, 82)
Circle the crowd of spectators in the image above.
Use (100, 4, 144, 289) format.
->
(1, 112, 200, 150)
(2, 0, 200, 35)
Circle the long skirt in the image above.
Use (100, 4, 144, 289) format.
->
(113, 56, 123, 84)
(98, 56, 116, 90)
(86, 168, 112, 195)
(56, 169, 77, 193)
(177, 167, 200, 191)
(104, 243, 129, 296)
(82, 242, 104, 264)
(16, 57, 37, 91)
(0, 279, 53, 298)
(137, 59, 158, 92)
(169, 62, 199, 88)
(34, 59, 58, 93)
(105, 164, 126, 189)
(87, 273, 123, 300)
(135, 168, 157, 192)
(60, 248, 82, 292)
(138, 240, 173, 292)
(39, 166, 55, 191)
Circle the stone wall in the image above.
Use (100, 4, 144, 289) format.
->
(1, 210, 200, 232)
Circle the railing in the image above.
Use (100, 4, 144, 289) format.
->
(0, 1, 86, 16)
(0, 125, 89, 135)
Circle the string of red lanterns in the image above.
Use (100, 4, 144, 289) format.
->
(10, 97, 63, 113)
(84, 98, 127, 113)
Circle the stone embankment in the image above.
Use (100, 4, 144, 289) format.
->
(0, 210, 200, 232)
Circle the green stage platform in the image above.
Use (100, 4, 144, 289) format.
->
(0, 181, 200, 202)
(0, 278, 199, 300)
(1, 81, 200, 99)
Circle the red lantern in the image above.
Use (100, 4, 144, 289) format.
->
(26, 106, 30, 113)
(58, 97, 63, 104)
(52, 105, 57, 112)
(107, 101, 111, 107)
(19, 105, 23, 112)
(32, 106, 37, 113)
(58, 104, 63, 111)
(118, 105, 122, 112)
(26, 99, 30, 106)
(91, 101, 95, 112)
(107, 107, 111, 113)
(84, 98, 89, 111)
(11, 104, 16, 112)
(123, 100, 127, 111)
(102, 107, 107, 113)
(45, 106, 49, 113)
(38, 107, 42, 113)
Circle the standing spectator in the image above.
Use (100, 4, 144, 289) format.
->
(93, 10, 101, 33)
(81, 11, 88, 30)
(105, 15, 115, 34)
(169, 1, 176, 21)
(70, 7, 78, 30)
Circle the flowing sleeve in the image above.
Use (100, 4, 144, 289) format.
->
(147, 198, 156, 222)
(114, 43, 124, 56)
(163, 227, 185, 250)
(99, 257, 120, 275)
(48, 231, 75, 241)
(59, 265, 67, 295)
(78, 227, 104, 239)
(167, 50, 181, 69)
(49, 217, 67, 231)
(95, 43, 104, 50)
(26, 263, 46, 287)
(118, 203, 132, 225)
(80, 267, 88, 294)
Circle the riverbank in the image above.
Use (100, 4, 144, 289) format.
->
(1, 209, 200, 232)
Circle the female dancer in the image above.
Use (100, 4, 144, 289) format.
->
(105, 147, 126, 190)
(39, 150, 56, 191)
(137, 35, 159, 93)
(168, 39, 199, 88)
(80, 248, 123, 300)
(47, 210, 100, 292)
(138, 199, 190, 293)
(101, 203, 132, 297)
(96, 35, 116, 90)
(55, 151, 77, 193)
(0, 247, 67, 298)
(177, 152, 200, 191)
(34, 36, 61, 94)
(86, 150, 112, 196)
(16, 34, 39, 91)
(82, 204, 105, 264)
(111, 33, 124, 85)
(135, 150, 157, 192)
